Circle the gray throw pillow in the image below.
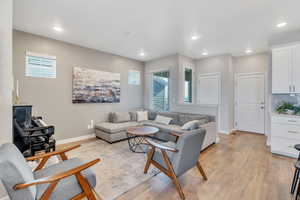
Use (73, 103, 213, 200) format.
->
(181, 120, 200, 131)
(129, 111, 138, 121)
(111, 112, 131, 123)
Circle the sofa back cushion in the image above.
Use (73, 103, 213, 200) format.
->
(157, 112, 181, 125)
(111, 112, 131, 123)
(155, 115, 172, 125)
(178, 114, 209, 126)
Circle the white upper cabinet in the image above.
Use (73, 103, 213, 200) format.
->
(292, 45, 300, 93)
(272, 44, 300, 94)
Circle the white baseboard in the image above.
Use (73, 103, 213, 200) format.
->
(219, 130, 229, 134)
(56, 133, 96, 145)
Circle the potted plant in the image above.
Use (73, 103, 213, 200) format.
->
(276, 102, 295, 115)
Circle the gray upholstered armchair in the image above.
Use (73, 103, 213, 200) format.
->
(144, 129, 207, 200)
(0, 143, 100, 200)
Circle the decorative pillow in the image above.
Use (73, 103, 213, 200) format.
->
(181, 120, 200, 130)
(129, 111, 138, 121)
(147, 110, 157, 120)
(111, 112, 131, 123)
(155, 115, 172, 125)
(137, 111, 148, 121)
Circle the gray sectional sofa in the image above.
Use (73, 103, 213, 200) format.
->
(95, 110, 217, 150)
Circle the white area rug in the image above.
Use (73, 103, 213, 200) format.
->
(67, 139, 159, 200)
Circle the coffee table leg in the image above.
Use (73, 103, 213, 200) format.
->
(127, 134, 149, 153)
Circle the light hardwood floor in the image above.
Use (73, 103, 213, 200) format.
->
(61, 131, 296, 200)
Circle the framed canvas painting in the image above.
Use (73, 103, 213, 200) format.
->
(72, 67, 120, 103)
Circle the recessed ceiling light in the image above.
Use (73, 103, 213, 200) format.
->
(245, 49, 253, 54)
(191, 35, 200, 40)
(139, 52, 145, 57)
(202, 51, 208, 56)
(276, 22, 287, 28)
(53, 26, 63, 32)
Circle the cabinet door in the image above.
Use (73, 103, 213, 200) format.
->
(272, 48, 292, 93)
(292, 45, 300, 93)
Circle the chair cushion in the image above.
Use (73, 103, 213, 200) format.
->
(95, 121, 141, 133)
(0, 143, 36, 200)
(34, 158, 96, 200)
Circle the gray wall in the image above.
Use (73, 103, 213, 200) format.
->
(144, 54, 219, 124)
(0, 0, 13, 144)
(144, 53, 270, 135)
(13, 30, 144, 140)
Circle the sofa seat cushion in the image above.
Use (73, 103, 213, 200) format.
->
(34, 158, 96, 200)
(95, 121, 141, 133)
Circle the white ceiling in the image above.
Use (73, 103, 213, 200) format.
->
(13, 0, 300, 61)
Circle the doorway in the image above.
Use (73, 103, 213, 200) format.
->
(235, 73, 265, 134)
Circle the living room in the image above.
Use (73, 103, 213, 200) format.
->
(1, 0, 300, 200)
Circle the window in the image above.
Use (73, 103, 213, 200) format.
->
(184, 68, 192, 103)
(152, 71, 169, 111)
(26, 52, 56, 78)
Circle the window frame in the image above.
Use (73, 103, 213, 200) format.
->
(151, 70, 170, 112)
(182, 65, 194, 104)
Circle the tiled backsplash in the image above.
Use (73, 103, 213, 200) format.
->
(272, 94, 300, 111)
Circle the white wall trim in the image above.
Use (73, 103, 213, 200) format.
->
(56, 133, 96, 145)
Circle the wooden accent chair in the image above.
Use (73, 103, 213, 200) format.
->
(144, 129, 208, 200)
(0, 143, 100, 200)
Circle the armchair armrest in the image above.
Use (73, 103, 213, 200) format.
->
(26, 144, 81, 161)
(170, 132, 182, 143)
(170, 132, 182, 138)
(146, 139, 178, 153)
(14, 158, 100, 190)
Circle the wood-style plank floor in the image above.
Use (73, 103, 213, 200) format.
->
(116, 131, 295, 200)
(61, 131, 296, 200)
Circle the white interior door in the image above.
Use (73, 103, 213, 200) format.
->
(235, 73, 265, 134)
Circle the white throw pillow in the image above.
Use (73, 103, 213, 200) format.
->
(137, 111, 148, 121)
(155, 115, 172, 125)
(181, 120, 199, 130)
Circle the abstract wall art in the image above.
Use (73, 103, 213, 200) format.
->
(72, 67, 120, 103)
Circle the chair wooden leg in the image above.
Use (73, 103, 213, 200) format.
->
(75, 173, 97, 200)
(161, 150, 185, 200)
(40, 180, 59, 200)
(197, 161, 208, 181)
(144, 147, 155, 174)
